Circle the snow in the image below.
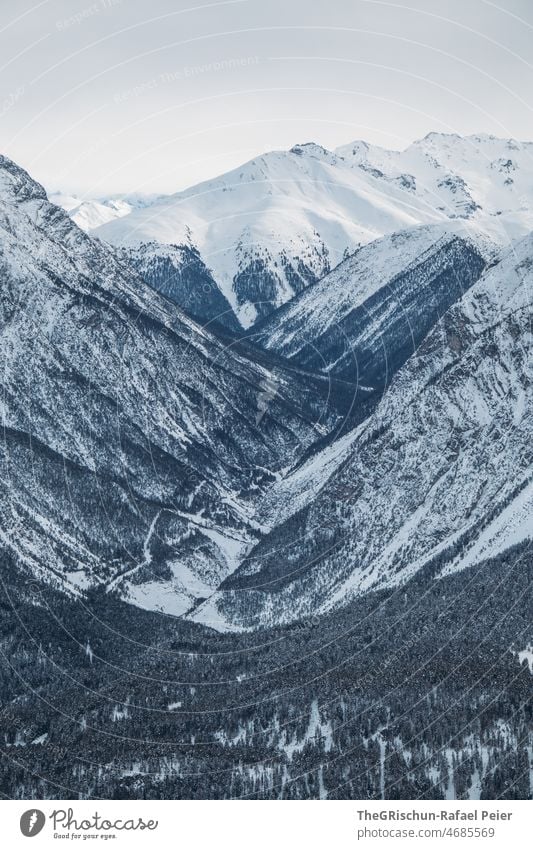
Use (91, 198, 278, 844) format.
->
(258, 426, 360, 532)
(337, 132, 533, 235)
(95, 143, 446, 326)
(122, 532, 249, 621)
(281, 700, 333, 761)
(65, 570, 92, 590)
(442, 476, 533, 576)
(199, 527, 249, 569)
(516, 645, 533, 673)
(256, 223, 488, 360)
(106, 510, 161, 593)
(0, 154, 329, 624)
(188, 593, 247, 633)
(49, 193, 133, 230)
(212, 699, 334, 761)
(49, 191, 164, 232)
(95, 132, 533, 327)
(125, 578, 201, 619)
(202, 226, 533, 630)
(373, 732, 387, 800)
(112, 702, 130, 722)
(31, 733, 48, 745)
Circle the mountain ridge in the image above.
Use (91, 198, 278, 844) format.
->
(91, 132, 533, 328)
(191, 230, 533, 630)
(250, 223, 489, 388)
(0, 154, 337, 620)
(2, 150, 532, 638)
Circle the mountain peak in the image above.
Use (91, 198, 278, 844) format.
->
(289, 142, 337, 162)
(422, 131, 461, 141)
(0, 155, 47, 203)
(409, 131, 463, 151)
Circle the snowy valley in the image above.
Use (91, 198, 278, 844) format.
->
(0, 136, 531, 801)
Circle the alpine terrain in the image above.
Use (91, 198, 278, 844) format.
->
(0, 141, 531, 802)
(94, 133, 533, 329)
(0, 155, 337, 619)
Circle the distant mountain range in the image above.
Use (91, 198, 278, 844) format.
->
(52, 132, 533, 331)
(0, 155, 335, 619)
(251, 224, 489, 387)
(49, 191, 167, 231)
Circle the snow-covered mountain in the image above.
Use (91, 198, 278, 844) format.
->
(4, 149, 532, 636)
(50, 191, 163, 231)
(119, 240, 241, 332)
(252, 223, 489, 390)
(51, 193, 242, 329)
(95, 133, 533, 328)
(3, 140, 531, 804)
(0, 155, 335, 618)
(192, 231, 533, 630)
(337, 132, 533, 238)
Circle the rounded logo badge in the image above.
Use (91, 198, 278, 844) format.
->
(20, 809, 46, 837)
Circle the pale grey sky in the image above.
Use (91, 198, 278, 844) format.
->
(1, 0, 533, 195)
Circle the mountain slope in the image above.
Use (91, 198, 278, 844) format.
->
(252, 224, 488, 390)
(0, 156, 334, 618)
(95, 133, 533, 328)
(95, 142, 445, 327)
(1, 545, 530, 799)
(192, 232, 533, 629)
(119, 240, 241, 332)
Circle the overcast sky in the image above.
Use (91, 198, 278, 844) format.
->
(1, 0, 533, 195)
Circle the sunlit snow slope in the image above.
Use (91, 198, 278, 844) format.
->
(96, 133, 533, 327)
